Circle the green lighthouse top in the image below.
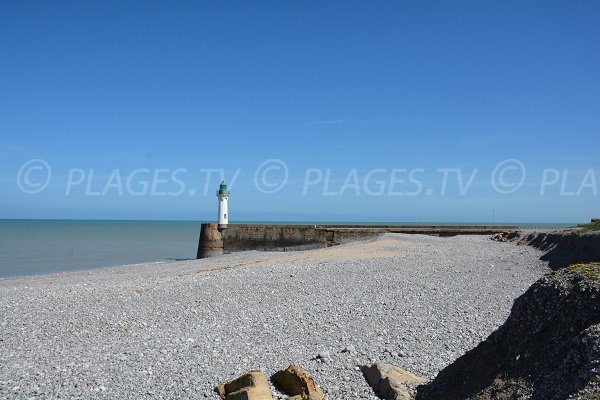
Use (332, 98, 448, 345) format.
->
(217, 181, 230, 196)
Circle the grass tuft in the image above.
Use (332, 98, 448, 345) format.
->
(568, 263, 600, 281)
(578, 221, 600, 232)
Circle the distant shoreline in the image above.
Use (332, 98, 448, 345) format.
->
(0, 220, 578, 280)
(0, 218, 579, 228)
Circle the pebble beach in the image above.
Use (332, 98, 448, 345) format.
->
(0, 234, 549, 399)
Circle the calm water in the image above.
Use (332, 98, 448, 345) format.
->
(0, 220, 201, 279)
(0, 220, 577, 279)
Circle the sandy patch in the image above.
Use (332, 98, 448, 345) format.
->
(270, 238, 413, 264)
(193, 237, 414, 275)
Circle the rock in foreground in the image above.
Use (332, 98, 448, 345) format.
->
(271, 364, 325, 400)
(417, 263, 600, 400)
(215, 370, 272, 400)
(362, 363, 426, 400)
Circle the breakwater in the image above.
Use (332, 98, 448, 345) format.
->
(196, 223, 517, 258)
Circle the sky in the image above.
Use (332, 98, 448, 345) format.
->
(1, 0, 599, 223)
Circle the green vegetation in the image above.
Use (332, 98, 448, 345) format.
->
(578, 221, 600, 232)
(569, 263, 600, 281)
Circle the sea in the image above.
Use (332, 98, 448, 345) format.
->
(0, 220, 577, 279)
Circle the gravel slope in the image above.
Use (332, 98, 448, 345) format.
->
(0, 234, 549, 399)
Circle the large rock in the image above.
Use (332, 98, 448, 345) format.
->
(215, 370, 272, 400)
(417, 264, 600, 400)
(271, 364, 325, 400)
(361, 363, 426, 400)
(490, 232, 520, 242)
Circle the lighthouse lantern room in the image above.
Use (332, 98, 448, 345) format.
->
(217, 181, 230, 229)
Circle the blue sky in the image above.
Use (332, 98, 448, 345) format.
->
(1, 0, 599, 223)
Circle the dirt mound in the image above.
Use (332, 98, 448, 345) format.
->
(417, 264, 600, 400)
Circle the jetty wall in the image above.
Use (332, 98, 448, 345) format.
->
(222, 224, 329, 252)
(197, 224, 518, 259)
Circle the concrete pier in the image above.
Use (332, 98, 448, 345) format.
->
(196, 224, 518, 259)
(196, 223, 224, 259)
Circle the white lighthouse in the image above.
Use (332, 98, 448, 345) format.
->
(217, 181, 230, 229)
